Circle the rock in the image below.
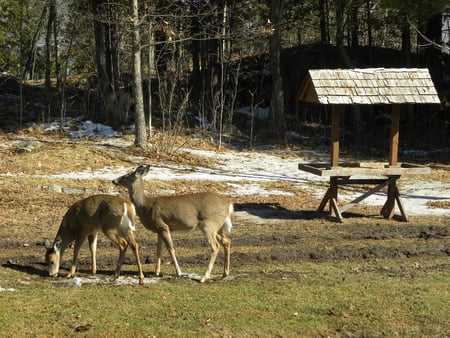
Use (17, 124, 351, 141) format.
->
(49, 184, 63, 193)
(13, 140, 41, 153)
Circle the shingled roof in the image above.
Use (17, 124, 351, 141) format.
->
(297, 68, 441, 105)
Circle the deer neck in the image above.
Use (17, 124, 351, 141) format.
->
(127, 179, 148, 209)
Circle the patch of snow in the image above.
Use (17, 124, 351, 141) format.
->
(52, 275, 160, 287)
(339, 180, 450, 217)
(235, 106, 270, 119)
(227, 183, 294, 196)
(0, 287, 15, 292)
(1, 129, 449, 217)
(70, 121, 118, 138)
(43, 119, 118, 138)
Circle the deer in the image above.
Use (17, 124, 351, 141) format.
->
(112, 164, 233, 283)
(44, 194, 145, 285)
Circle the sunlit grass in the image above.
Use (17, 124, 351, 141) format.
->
(1, 257, 449, 337)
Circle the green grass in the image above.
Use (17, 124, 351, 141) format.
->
(1, 258, 449, 337)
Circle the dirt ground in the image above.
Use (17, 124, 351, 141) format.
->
(0, 133, 449, 280)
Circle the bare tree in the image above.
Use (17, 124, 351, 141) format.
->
(92, 0, 113, 120)
(270, 0, 286, 139)
(45, 0, 57, 90)
(23, 5, 47, 80)
(131, 0, 147, 149)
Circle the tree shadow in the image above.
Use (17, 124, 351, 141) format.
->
(234, 202, 394, 222)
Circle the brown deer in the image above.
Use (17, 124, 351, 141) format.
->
(112, 164, 233, 283)
(44, 194, 144, 284)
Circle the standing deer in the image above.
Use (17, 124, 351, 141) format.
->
(44, 194, 144, 285)
(112, 164, 233, 283)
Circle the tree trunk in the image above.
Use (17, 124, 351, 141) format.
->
(366, 0, 373, 64)
(24, 5, 47, 80)
(318, 0, 329, 44)
(270, 0, 285, 139)
(147, 14, 155, 136)
(52, 1, 60, 91)
(92, 0, 113, 121)
(401, 14, 411, 66)
(131, 0, 147, 149)
(350, 0, 359, 47)
(366, 0, 372, 47)
(45, 0, 55, 90)
(336, 0, 345, 47)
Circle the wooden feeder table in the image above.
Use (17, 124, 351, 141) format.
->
(297, 68, 440, 222)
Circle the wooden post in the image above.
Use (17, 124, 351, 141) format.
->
(329, 105, 341, 219)
(331, 105, 341, 168)
(383, 105, 401, 218)
(388, 105, 400, 166)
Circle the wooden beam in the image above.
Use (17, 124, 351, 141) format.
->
(395, 188, 408, 221)
(330, 177, 338, 214)
(330, 198, 343, 222)
(340, 177, 396, 213)
(298, 162, 431, 177)
(331, 105, 341, 167)
(318, 188, 331, 212)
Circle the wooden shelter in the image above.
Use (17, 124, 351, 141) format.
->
(297, 68, 440, 222)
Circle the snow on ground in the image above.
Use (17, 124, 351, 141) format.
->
(149, 147, 450, 217)
(33, 142, 450, 217)
(43, 119, 118, 138)
(4, 120, 450, 217)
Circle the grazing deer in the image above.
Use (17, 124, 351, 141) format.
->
(112, 164, 233, 283)
(44, 194, 144, 285)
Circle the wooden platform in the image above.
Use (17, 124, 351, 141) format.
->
(298, 162, 431, 177)
(298, 162, 431, 222)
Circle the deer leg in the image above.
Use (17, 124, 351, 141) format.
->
(114, 239, 128, 282)
(87, 233, 98, 275)
(218, 234, 231, 278)
(67, 235, 86, 278)
(155, 235, 163, 276)
(125, 231, 145, 285)
(160, 230, 182, 277)
(200, 229, 221, 283)
(104, 233, 128, 282)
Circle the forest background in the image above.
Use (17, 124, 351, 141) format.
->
(0, 0, 449, 153)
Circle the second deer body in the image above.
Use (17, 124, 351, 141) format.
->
(44, 194, 144, 284)
(113, 165, 233, 282)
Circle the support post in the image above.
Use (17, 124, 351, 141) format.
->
(383, 104, 401, 219)
(389, 105, 400, 166)
(327, 105, 341, 219)
(331, 105, 341, 168)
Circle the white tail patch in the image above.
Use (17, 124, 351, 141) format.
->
(224, 203, 234, 233)
(121, 202, 136, 232)
(224, 217, 233, 234)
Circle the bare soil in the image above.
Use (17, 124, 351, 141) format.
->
(1, 134, 449, 280)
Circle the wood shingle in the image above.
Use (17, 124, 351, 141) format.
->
(297, 68, 441, 105)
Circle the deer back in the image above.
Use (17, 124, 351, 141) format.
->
(141, 192, 232, 232)
(55, 195, 133, 241)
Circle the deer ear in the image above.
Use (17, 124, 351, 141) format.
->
(136, 164, 150, 177)
(43, 238, 52, 249)
(54, 239, 62, 252)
